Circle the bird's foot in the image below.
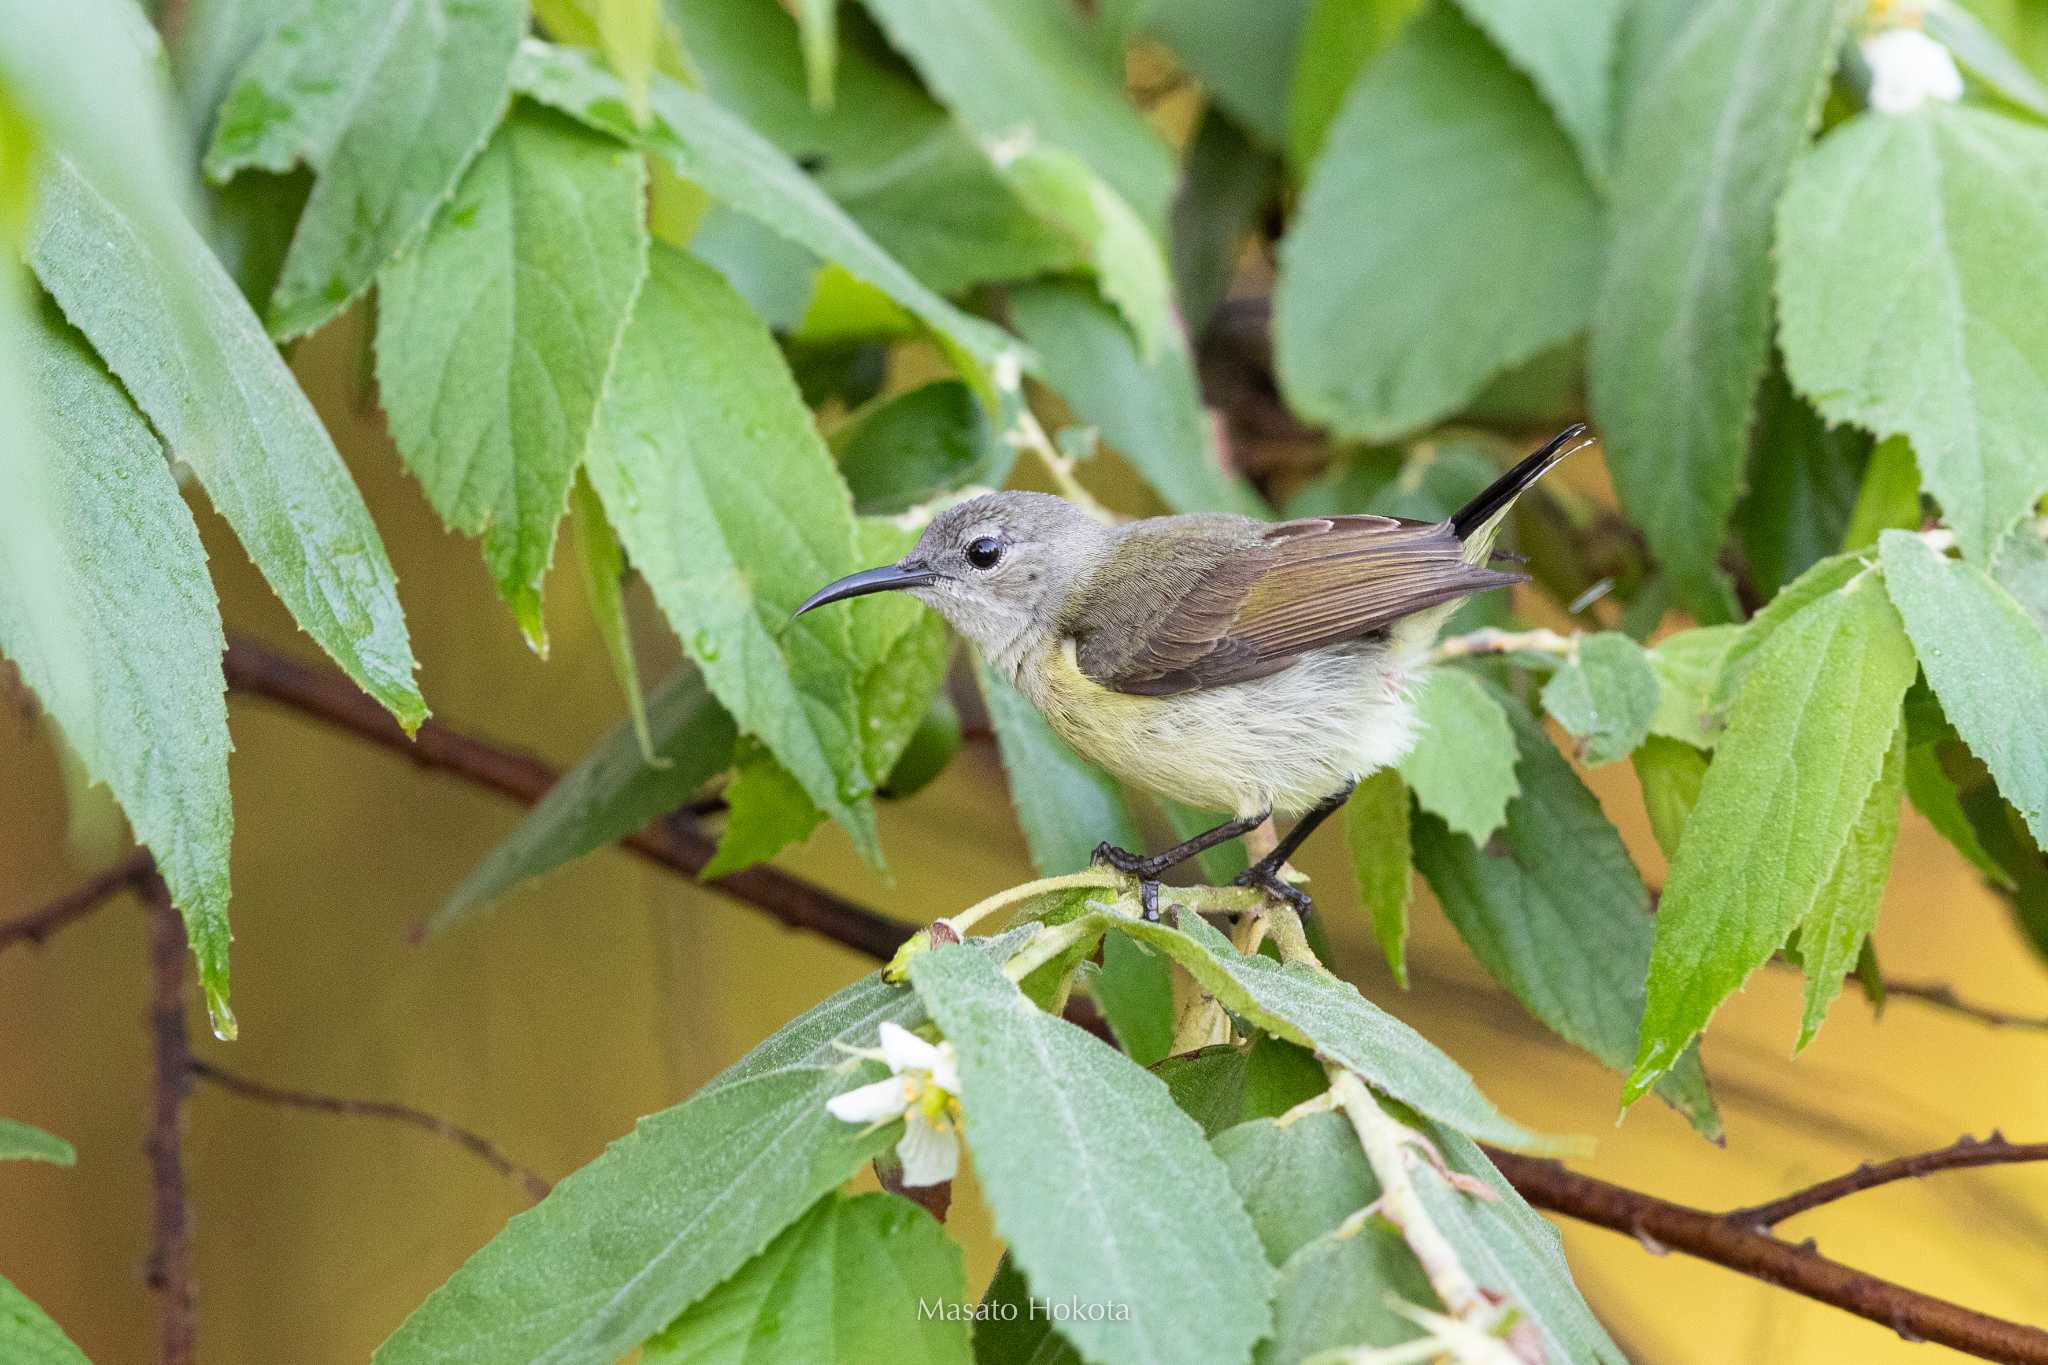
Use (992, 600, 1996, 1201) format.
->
(1093, 841, 1173, 880)
(1139, 880, 1161, 922)
(1233, 862, 1313, 919)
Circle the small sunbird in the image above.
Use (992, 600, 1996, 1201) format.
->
(795, 424, 1595, 915)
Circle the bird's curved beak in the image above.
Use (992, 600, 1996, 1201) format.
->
(792, 562, 937, 618)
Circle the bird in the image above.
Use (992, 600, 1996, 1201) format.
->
(795, 424, 1595, 916)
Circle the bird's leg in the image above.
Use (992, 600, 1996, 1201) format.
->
(1234, 781, 1358, 917)
(1092, 809, 1271, 882)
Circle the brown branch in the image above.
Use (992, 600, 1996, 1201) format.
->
(220, 635, 912, 961)
(0, 848, 153, 953)
(142, 872, 197, 1365)
(1727, 1132, 2048, 1232)
(1881, 979, 2048, 1032)
(189, 1061, 551, 1204)
(1486, 1147, 2048, 1364)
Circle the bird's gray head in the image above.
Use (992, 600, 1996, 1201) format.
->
(794, 491, 1112, 671)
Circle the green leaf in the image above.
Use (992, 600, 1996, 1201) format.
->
(1140, 0, 1310, 147)
(1633, 735, 1708, 861)
(206, 0, 526, 339)
(1257, 1225, 1432, 1364)
(1740, 364, 1870, 599)
(1881, 530, 2048, 846)
(1777, 105, 2048, 562)
(1630, 571, 1916, 1101)
(1710, 552, 1864, 713)
(791, 0, 839, 110)
(1009, 280, 1264, 516)
(28, 155, 426, 733)
(1924, 0, 2048, 119)
(907, 945, 1273, 1365)
(1646, 624, 1738, 749)
(586, 246, 879, 862)
(1838, 434, 1923, 555)
(1214, 1113, 1378, 1266)
(973, 658, 1143, 875)
(1345, 769, 1412, 987)
(1170, 110, 1279, 339)
(854, 0, 1177, 227)
(0, 307, 234, 1039)
(377, 971, 949, 1365)
(1413, 695, 1720, 1138)
(847, 518, 955, 788)
(704, 740, 830, 878)
(569, 474, 657, 762)
(1088, 933, 1175, 1068)
(1591, 0, 1847, 619)
(1795, 724, 1905, 1049)
(513, 40, 1023, 383)
(1993, 527, 2048, 632)
(1284, 0, 1417, 176)
(437, 667, 738, 931)
(1450, 0, 1623, 183)
(1114, 914, 1565, 1150)
(832, 381, 1010, 516)
(882, 696, 963, 799)
(1276, 3, 1599, 441)
(643, 1193, 969, 1364)
(974, 1257, 1083, 1365)
(0, 1118, 74, 1166)
(1905, 737, 2013, 891)
(1155, 1046, 1250, 1139)
(1397, 668, 1519, 844)
(1540, 632, 1659, 766)
(534, 0, 669, 120)
(0, 1274, 89, 1365)
(377, 103, 649, 648)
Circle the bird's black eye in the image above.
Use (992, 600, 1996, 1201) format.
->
(965, 536, 1003, 570)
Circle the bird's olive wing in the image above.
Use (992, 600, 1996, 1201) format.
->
(1081, 516, 1520, 696)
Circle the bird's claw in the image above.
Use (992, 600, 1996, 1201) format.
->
(1092, 841, 1150, 875)
(1234, 864, 1314, 919)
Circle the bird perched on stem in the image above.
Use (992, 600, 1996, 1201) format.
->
(797, 425, 1595, 915)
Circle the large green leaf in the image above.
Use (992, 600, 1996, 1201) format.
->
(1257, 1225, 1431, 1365)
(1539, 632, 1659, 766)
(376, 972, 937, 1365)
(1008, 280, 1263, 517)
(1630, 572, 1916, 1101)
(908, 946, 1272, 1365)
(1345, 768, 1412, 986)
(28, 155, 425, 732)
(0, 1274, 88, 1365)
(1412, 695, 1720, 1137)
(0, 1118, 74, 1166)
(1740, 365, 1870, 600)
(1590, 0, 1846, 618)
(1777, 105, 2048, 562)
(1214, 1113, 1379, 1267)
(1646, 625, 1738, 750)
(644, 1193, 969, 1364)
(854, 0, 1176, 227)
(1994, 527, 2048, 632)
(973, 1257, 1083, 1365)
(1283, 0, 1416, 176)
(1881, 531, 2048, 846)
(1396, 668, 1519, 845)
(1792, 725, 1905, 1049)
(973, 659, 1143, 875)
(1276, 3, 1596, 441)
(585, 246, 878, 861)
(1139, 0, 1310, 148)
(1450, 0, 1622, 183)
(832, 382, 1010, 516)
(512, 40, 1022, 384)
(1114, 914, 1562, 1150)
(0, 309, 234, 1038)
(849, 519, 954, 790)
(204, 0, 526, 339)
(376, 103, 649, 649)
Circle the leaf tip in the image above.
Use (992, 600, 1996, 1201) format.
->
(204, 980, 238, 1042)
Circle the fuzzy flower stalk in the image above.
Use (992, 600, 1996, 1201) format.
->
(826, 1021, 963, 1187)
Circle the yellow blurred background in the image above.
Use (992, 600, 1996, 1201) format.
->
(2, 311, 2045, 1365)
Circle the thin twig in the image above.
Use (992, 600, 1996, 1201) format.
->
(189, 1061, 551, 1204)
(142, 872, 197, 1365)
(0, 847, 153, 953)
(1880, 978, 2048, 1032)
(1430, 627, 1578, 664)
(1726, 1132, 2048, 1231)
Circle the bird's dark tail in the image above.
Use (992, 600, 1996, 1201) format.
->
(1449, 423, 1595, 561)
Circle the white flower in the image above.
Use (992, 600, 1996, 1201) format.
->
(825, 1021, 963, 1187)
(1862, 27, 1964, 114)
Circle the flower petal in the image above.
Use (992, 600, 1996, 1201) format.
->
(877, 1020, 945, 1076)
(826, 1076, 911, 1125)
(895, 1111, 960, 1187)
(928, 1041, 962, 1096)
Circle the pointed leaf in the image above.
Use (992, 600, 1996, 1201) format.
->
(1741, 365, 1871, 599)
(569, 474, 656, 761)
(1796, 724, 1905, 1049)
(1345, 768, 1413, 986)
(703, 741, 831, 878)
(1450, 0, 1623, 183)
(1398, 668, 1519, 844)
(832, 381, 1010, 516)
(0, 1118, 74, 1167)
(1633, 735, 1708, 861)
(1646, 624, 1738, 749)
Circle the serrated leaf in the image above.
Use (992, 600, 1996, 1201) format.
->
(1345, 769, 1412, 986)
(1634, 735, 1708, 861)
(1397, 668, 1519, 844)
(644, 1193, 969, 1364)
(1257, 1224, 1432, 1365)
(377, 103, 649, 648)
(1647, 624, 1738, 749)
(973, 658, 1143, 875)
(1113, 915, 1564, 1150)
(1591, 0, 1846, 619)
(908, 945, 1273, 1365)
(1009, 280, 1264, 517)
(1630, 571, 1915, 1101)
(1710, 552, 1864, 713)
(534, 0, 668, 121)
(586, 245, 879, 862)
(1277, 3, 1598, 441)
(1993, 527, 2048, 632)
(849, 518, 954, 789)
(377, 971, 952, 1365)
(569, 474, 656, 761)
(1796, 723, 1905, 1049)
(832, 381, 1010, 516)
(1414, 696, 1720, 1137)
(1214, 1113, 1379, 1266)
(854, 0, 1176, 228)
(0, 1274, 88, 1365)
(1904, 738, 2013, 891)
(513, 40, 1023, 383)
(28, 155, 426, 733)
(1, 308, 234, 1039)
(1777, 105, 2048, 562)
(206, 0, 525, 339)
(0, 1118, 74, 1166)
(1540, 632, 1659, 766)
(1740, 364, 1870, 599)
(1881, 530, 2048, 846)
(437, 667, 737, 931)
(703, 740, 830, 878)
(1450, 0, 1622, 183)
